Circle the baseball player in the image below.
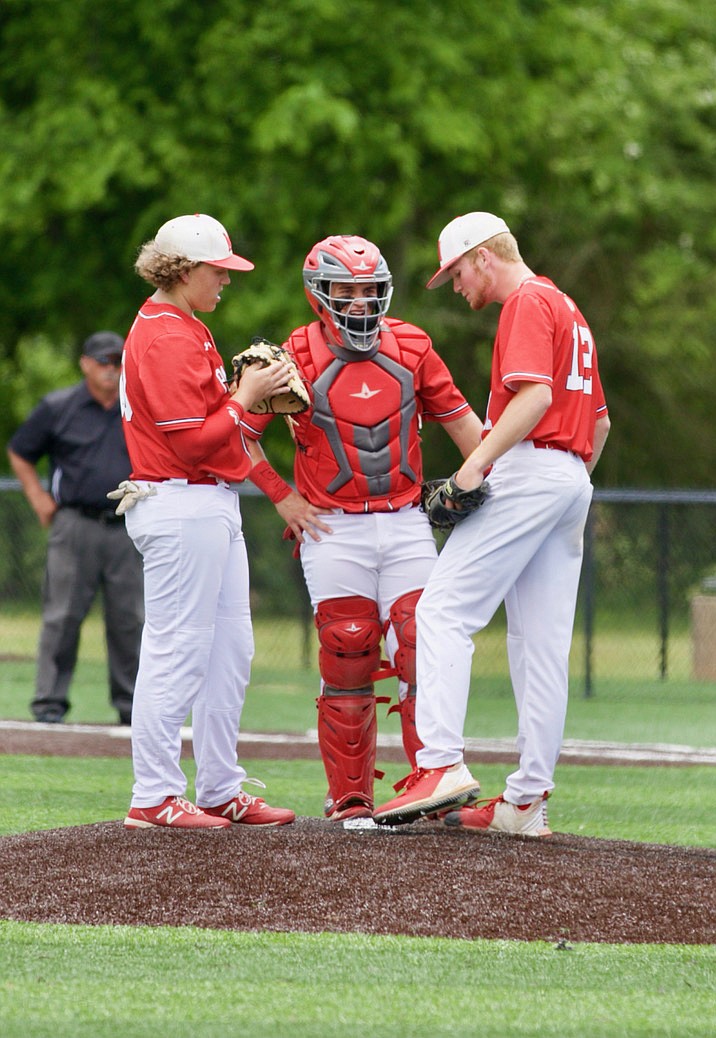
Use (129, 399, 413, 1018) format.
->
(118, 213, 296, 830)
(240, 234, 483, 821)
(373, 212, 610, 833)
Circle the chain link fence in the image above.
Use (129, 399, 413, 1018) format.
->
(1, 481, 715, 697)
(580, 490, 716, 693)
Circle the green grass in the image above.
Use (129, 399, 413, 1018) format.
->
(1, 606, 709, 680)
(1, 615, 714, 1038)
(0, 609, 314, 661)
(1, 654, 714, 748)
(2, 612, 714, 745)
(1, 754, 714, 847)
(2, 607, 716, 746)
(1, 920, 714, 1038)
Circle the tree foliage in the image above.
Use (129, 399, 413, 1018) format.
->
(0, 0, 714, 484)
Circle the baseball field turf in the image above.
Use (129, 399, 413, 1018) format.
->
(0, 617, 714, 1037)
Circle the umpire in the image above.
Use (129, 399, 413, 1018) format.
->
(7, 331, 144, 725)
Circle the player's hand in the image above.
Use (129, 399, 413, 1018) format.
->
(275, 490, 334, 543)
(420, 473, 489, 531)
(230, 360, 293, 413)
(449, 470, 484, 509)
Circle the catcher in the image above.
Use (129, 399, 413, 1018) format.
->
(234, 234, 483, 822)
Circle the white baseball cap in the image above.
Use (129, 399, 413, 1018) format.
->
(426, 212, 510, 289)
(154, 213, 255, 271)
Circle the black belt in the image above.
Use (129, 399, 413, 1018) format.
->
(65, 505, 125, 525)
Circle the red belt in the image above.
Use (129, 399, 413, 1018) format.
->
(531, 440, 570, 453)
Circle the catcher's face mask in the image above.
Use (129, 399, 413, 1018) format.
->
(303, 235, 393, 352)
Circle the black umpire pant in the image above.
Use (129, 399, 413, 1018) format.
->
(31, 507, 144, 724)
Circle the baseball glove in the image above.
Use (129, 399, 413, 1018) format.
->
(231, 337, 310, 415)
(420, 473, 489, 532)
(106, 480, 157, 515)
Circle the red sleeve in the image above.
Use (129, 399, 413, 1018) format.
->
(592, 366, 608, 417)
(498, 294, 555, 390)
(240, 411, 276, 440)
(416, 345, 472, 423)
(166, 401, 247, 466)
(139, 333, 222, 431)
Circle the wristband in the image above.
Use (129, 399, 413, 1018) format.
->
(249, 460, 292, 504)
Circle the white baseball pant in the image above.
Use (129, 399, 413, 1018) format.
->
(299, 505, 438, 695)
(414, 442, 593, 802)
(125, 482, 253, 807)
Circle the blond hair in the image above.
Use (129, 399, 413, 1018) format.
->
(134, 241, 199, 290)
(468, 231, 522, 265)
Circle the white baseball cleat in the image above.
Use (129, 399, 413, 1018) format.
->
(444, 792, 552, 837)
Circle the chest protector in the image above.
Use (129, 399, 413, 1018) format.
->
(287, 319, 431, 511)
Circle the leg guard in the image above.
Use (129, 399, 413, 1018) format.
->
(388, 589, 424, 768)
(389, 589, 421, 687)
(317, 693, 377, 820)
(315, 596, 382, 692)
(390, 690, 422, 771)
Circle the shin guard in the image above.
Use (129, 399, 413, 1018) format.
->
(388, 690, 423, 770)
(317, 692, 377, 819)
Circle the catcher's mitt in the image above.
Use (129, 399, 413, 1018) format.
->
(231, 337, 310, 415)
(420, 473, 489, 532)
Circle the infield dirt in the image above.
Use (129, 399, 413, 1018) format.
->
(0, 723, 714, 944)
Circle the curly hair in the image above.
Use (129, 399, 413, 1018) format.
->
(134, 241, 200, 290)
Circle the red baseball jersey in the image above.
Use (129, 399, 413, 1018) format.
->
(120, 299, 251, 482)
(484, 277, 608, 461)
(242, 318, 472, 511)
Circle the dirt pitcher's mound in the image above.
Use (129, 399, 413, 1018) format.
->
(1, 818, 713, 944)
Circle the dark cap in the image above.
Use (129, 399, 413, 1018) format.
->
(81, 331, 124, 362)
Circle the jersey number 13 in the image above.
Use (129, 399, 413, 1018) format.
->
(566, 322, 593, 396)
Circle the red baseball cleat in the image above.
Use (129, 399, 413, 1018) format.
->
(324, 792, 374, 822)
(373, 762, 481, 826)
(124, 796, 231, 830)
(200, 791, 295, 827)
(444, 793, 552, 837)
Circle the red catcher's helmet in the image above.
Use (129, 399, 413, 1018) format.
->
(303, 235, 393, 352)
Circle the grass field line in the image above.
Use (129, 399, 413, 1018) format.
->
(1, 718, 715, 764)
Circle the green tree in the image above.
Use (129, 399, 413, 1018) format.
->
(1, 0, 714, 484)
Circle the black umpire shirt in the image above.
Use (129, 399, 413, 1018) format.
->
(9, 381, 131, 512)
